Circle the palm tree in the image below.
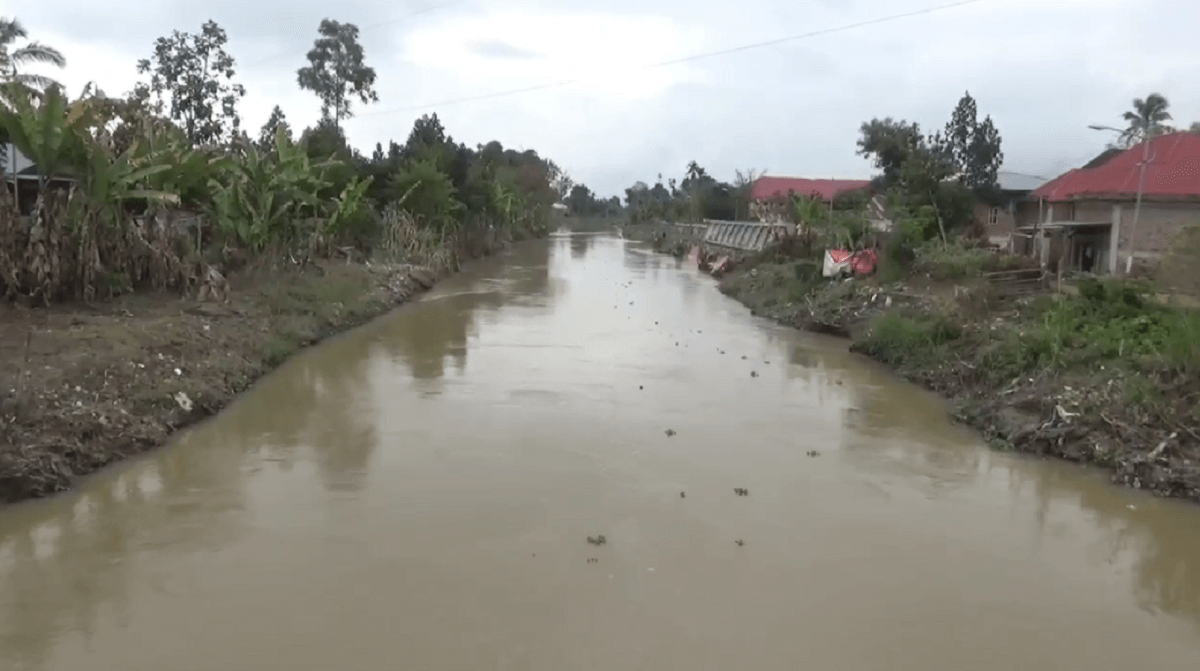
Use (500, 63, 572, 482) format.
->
(1121, 93, 1172, 147)
(1, 18, 65, 112)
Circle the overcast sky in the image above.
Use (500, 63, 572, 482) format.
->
(13, 0, 1200, 198)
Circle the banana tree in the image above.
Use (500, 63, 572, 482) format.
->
(325, 175, 373, 235)
(0, 82, 88, 189)
(126, 121, 227, 208)
(207, 125, 333, 251)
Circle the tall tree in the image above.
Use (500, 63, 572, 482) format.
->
(136, 20, 246, 146)
(566, 184, 596, 215)
(733, 168, 764, 220)
(256, 105, 290, 152)
(545, 160, 571, 202)
(0, 17, 66, 120)
(941, 92, 1003, 196)
(1121, 93, 1172, 147)
(857, 118, 924, 186)
(296, 19, 378, 129)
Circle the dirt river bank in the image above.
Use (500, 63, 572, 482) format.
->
(0, 261, 440, 503)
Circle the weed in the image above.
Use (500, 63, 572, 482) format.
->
(262, 334, 298, 367)
(858, 311, 962, 366)
(1161, 308, 1200, 373)
(913, 239, 1028, 281)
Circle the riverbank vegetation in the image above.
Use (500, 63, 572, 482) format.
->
(0, 15, 566, 503)
(1, 17, 562, 307)
(623, 91, 1200, 502)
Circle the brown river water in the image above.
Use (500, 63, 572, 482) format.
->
(2, 233, 1199, 670)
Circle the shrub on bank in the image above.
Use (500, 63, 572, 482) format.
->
(912, 239, 1028, 281)
(0, 86, 560, 306)
(861, 278, 1200, 384)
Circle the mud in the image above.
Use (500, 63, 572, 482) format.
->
(0, 261, 441, 504)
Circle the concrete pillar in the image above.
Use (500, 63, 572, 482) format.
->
(1109, 204, 1121, 275)
(1040, 204, 1054, 268)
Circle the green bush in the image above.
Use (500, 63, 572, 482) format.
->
(1162, 308, 1200, 373)
(859, 311, 963, 365)
(913, 239, 1025, 281)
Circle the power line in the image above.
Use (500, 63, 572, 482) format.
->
(241, 1, 463, 70)
(354, 0, 989, 119)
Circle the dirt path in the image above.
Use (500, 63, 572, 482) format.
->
(0, 261, 439, 503)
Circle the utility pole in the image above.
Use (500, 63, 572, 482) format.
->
(1088, 124, 1152, 275)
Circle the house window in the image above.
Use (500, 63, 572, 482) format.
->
(988, 207, 1000, 226)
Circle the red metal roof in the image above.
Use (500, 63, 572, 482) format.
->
(750, 176, 871, 202)
(1031, 132, 1200, 202)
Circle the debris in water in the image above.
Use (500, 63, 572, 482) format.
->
(680, 491, 686, 498)
(587, 535, 607, 546)
(639, 385, 644, 390)
(173, 391, 194, 412)
(741, 355, 747, 360)
(665, 429, 676, 437)
(735, 539, 745, 547)
(587, 558, 598, 563)
(750, 371, 758, 378)
(806, 450, 822, 458)
(734, 487, 749, 496)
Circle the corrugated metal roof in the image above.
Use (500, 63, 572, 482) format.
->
(1031, 132, 1200, 201)
(750, 176, 871, 202)
(996, 171, 1048, 192)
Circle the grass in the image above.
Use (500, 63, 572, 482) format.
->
(718, 260, 826, 313)
(860, 277, 1200, 386)
(912, 239, 1030, 281)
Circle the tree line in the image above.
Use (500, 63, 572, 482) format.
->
(610, 88, 1196, 258)
(0, 16, 566, 304)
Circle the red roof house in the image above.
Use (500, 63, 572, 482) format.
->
(1031, 132, 1200, 202)
(750, 176, 871, 202)
(1022, 132, 1200, 277)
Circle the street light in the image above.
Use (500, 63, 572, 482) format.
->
(1088, 123, 1151, 275)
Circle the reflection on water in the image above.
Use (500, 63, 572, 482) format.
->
(2, 234, 1199, 670)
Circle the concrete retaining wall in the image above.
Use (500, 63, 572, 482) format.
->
(700, 220, 793, 251)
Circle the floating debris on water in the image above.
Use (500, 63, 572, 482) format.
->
(587, 535, 607, 546)
(735, 539, 745, 547)
(665, 429, 676, 437)
(750, 371, 758, 378)
(734, 487, 749, 496)
(806, 450, 822, 458)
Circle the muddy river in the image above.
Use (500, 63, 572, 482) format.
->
(2, 233, 1199, 670)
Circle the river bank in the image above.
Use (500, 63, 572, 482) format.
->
(0, 255, 462, 504)
(622, 222, 1200, 503)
